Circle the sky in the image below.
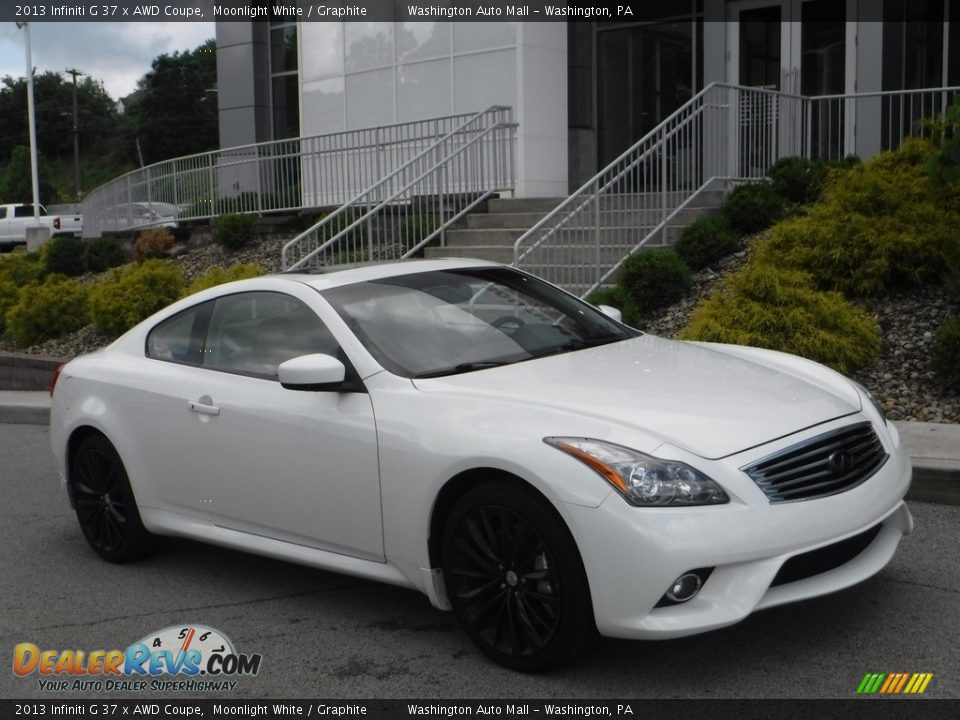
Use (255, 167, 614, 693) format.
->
(0, 22, 215, 100)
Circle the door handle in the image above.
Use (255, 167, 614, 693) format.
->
(188, 399, 220, 416)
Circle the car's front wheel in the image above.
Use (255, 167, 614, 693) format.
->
(71, 434, 153, 563)
(441, 480, 595, 671)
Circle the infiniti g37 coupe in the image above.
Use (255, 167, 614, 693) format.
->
(50, 259, 912, 670)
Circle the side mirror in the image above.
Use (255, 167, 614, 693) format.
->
(278, 353, 346, 391)
(597, 304, 623, 323)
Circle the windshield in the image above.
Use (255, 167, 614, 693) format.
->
(320, 267, 638, 378)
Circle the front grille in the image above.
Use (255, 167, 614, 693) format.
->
(742, 422, 888, 503)
(770, 524, 882, 587)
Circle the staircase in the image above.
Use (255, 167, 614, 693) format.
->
(425, 190, 726, 266)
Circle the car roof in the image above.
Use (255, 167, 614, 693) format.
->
(285, 258, 503, 291)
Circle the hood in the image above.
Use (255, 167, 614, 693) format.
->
(412, 336, 859, 459)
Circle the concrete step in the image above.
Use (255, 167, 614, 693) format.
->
(444, 229, 526, 247)
(488, 189, 726, 216)
(467, 212, 548, 229)
(426, 244, 650, 265)
(466, 205, 720, 231)
(487, 197, 566, 214)
(444, 223, 688, 250)
(425, 245, 517, 263)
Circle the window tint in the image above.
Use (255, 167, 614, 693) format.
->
(321, 268, 635, 378)
(203, 292, 339, 380)
(13, 205, 46, 217)
(146, 303, 210, 365)
(0, 208, 6, 219)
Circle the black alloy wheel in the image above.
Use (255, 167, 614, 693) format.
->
(71, 435, 152, 563)
(441, 481, 595, 671)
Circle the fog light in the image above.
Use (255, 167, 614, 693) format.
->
(666, 573, 702, 603)
(655, 567, 713, 607)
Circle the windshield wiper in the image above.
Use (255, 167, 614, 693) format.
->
(530, 334, 625, 359)
(413, 361, 512, 379)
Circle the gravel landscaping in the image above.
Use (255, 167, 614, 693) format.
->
(639, 238, 960, 424)
(3, 234, 958, 424)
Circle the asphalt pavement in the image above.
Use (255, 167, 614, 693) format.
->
(1, 423, 958, 700)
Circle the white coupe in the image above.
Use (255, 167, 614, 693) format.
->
(50, 259, 913, 670)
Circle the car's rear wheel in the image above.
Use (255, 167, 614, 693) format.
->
(71, 435, 153, 563)
(441, 481, 595, 671)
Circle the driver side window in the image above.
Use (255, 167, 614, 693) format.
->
(202, 292, 339, 380)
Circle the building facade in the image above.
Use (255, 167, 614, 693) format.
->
(216, 0, 960, 198)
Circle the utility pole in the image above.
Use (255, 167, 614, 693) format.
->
(65, 67, 84, 200)
(16, 22, 40, 225)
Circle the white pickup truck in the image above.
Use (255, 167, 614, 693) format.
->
(0, 203, 82, 252)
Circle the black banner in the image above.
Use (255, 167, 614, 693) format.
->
(2, 699, 960, 720)
(1, 0, 951, 24)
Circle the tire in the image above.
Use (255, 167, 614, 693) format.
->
(71, 434, 153, 563)
(441, 480, 595, 671)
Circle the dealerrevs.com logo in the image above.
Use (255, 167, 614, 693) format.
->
(13, 624, 262, 692)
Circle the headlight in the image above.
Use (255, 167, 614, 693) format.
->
(850, 380, 887, 425)
(544, 437, 728, 507)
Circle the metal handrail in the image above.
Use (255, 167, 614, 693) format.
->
(281, 106, 516, 271)
(513, 82, 960, 298)
(80, 109, 506, 238)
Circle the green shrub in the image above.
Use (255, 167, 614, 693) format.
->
(44, 236, 86, 277)
(756, 140, 958, 296)
(678, 263, 880, 373)
(83, 236, 127, 274)
(618, 249, 692, 314)
(133, 228, 175, 263)
(927, 96, 960, 212)
(403, 213, 441, 247)
(931, 315, 960, 391)
(722, 181, 785, 234)
(587, 286, 640, 327)
(88, 260, 184, 336)
(0, 279, 19, 336)
(767, 156, 822, 205)
(0, 251, 44, 287)
(674, 215, 741, 271)
(4, 275, 89, 346)
(213, 213, 257, 250)
(185, 263, 263, 296)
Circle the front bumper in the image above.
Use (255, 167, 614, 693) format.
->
(562, 417, 913, 640)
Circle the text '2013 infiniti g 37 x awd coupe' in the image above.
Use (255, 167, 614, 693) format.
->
(50, 259, 912, 671)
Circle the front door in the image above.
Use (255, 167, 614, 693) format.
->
(728, 0, 854, 164)
(597, 21, 697, 168)
(178, 290, 384, 562)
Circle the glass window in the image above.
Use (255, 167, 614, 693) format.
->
(14, 205, 47, 217)
(272, 75, 300, 140)
(801, 0, 846, 95)
(321, 267, 636, 379)
(271, 26, 298, 74)
(597, 21, 697, 166)
(203, 292, 339, 380)
(146, 303, 211, 366)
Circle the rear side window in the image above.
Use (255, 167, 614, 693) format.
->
(0, 208, 6, 219)
(146, 302, 212, 365)
(13, 205, 46, 217)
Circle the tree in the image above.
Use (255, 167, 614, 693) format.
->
(0, 145, 55, 203)
(125, 39, 218, 165)
(0, 72, 125, 200)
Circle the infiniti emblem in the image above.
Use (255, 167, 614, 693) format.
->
(828, 450, 853, 476)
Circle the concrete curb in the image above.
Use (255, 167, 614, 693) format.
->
(0, 395, 957, 505)
(0, 393, 51, 426)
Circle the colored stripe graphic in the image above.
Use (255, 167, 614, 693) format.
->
(856, 673, 933, 694)
(893, 673, 910, 693)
